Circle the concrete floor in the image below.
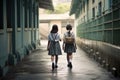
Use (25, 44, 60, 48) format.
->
(2, 40, 120, 80)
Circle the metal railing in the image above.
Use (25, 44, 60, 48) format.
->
(77, 5, 120, 46)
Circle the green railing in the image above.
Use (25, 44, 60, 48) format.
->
(77, 6, 120, 46)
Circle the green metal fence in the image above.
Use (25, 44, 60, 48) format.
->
(77, 5, 120, 46)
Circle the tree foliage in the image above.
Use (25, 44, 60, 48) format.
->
(45, 3, 70, 14)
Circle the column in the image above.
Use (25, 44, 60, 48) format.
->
(21, 0, 24, 47)
(12, 0, 17, 54)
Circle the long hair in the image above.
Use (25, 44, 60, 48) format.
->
(50, 24, 58, 33)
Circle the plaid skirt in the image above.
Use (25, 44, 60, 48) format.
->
(48, 41, 62, 55)
(64, 43, 76, 53)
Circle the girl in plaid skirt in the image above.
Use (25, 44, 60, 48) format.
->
(62, 24, 77, 69)
(47, 24, 62, 70)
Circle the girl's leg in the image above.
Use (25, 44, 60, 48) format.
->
(55, 55, 58, 64)
(51, 55, 54, 63)
(67, 54, 69, 63)
(67, 53, 72, 63)
(69, 53, 72, 62)
(55, 55, 58, 68)
(51, 55, 55, 70)
(67, 53, 73, 68)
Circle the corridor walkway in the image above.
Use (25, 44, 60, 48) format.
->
(3, 40, 120, 80)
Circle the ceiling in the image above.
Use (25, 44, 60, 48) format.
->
(38, 0, 54, 10)
(69, 0, 81, 15)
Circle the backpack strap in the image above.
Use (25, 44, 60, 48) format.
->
(67, 31, 72, 37)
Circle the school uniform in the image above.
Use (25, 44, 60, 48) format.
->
(48, 33, 62, 55)
(63, 31, 76, 53)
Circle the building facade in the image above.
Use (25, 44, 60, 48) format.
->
(0, 0, 53, 77)
(39, 13, 75, 39)
(70, 0, 120, 76)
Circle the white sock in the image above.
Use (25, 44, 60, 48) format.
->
(69, 59, 72, 62)
(55, 62, 57, 65)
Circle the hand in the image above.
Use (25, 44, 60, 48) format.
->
(60, 39, 61, 41)
(74, 43, 77, 49)
(47, 46, 49, 51)
(75, 46, 77, 49)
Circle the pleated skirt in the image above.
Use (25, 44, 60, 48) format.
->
(64, 43, 76, 53)
(48, 41, 62, 55)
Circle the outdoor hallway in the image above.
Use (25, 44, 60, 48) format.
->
(2, 40, 120, 80)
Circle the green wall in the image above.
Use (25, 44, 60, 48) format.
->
(0, 0, 39, 77)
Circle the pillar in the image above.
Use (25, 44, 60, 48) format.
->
(12, 0, 17, 54)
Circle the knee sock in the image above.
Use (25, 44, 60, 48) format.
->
(69, 59, 72, 63)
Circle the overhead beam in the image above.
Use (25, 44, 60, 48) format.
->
(38, 0, 54, 10)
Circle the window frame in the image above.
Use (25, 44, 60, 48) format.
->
(0, 0, 3, 30)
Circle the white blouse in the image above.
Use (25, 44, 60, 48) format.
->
(63, 31, 75, 38)
(48, 33, 61, 41)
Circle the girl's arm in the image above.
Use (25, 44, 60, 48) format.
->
(47, 41, 50, 50)
(62, 42, 65, 50)
(58, 34, 61, 41)
(62, 34, 66, 50)
(74, 42, 77, 49)
(73, 32, 77, 49)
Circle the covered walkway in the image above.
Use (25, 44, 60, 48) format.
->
(1, 0, 120, 79)
(2, 40, 120, 80)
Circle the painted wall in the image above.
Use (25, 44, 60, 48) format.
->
(72, 0, 120, 76)
(39, 20, 75, 40)
(0, 0, 39, 77)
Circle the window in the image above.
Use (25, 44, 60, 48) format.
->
(22, 0, 29, 29)
(29, 0, 32, 28)
(36, 4, 38, 28)
(0, 0, 3, 29)
(24, 0, 28, 28)
(7, 0, 12, 28)
(98, 2, 102, 16)
(92, 7, 95, 19)
(17, 0, 21, 28)
(109, 0, 112, 8)
(93, 0, 95, 3)
(33, 3, 36, 28)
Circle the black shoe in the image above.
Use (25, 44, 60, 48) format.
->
(68, 62, 72, 69)
(55, 65, 58, 68)
(69, 62, 72, 69)
(52, 63, 54, 70)
(67, 64, 70, 67)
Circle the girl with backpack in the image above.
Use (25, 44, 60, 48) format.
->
(62, 24, 77, 69)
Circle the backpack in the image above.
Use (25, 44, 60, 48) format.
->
(64, 32, 74, 44)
